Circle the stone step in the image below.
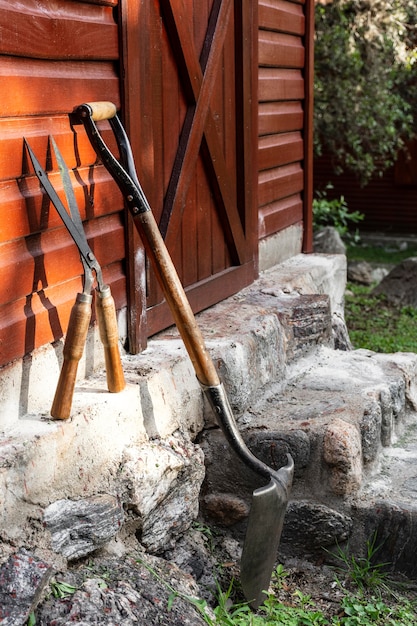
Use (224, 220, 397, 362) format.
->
(352, 415, 417, 578)
(0, 253, 346, 565)
(5, 250, 417, 580)
(199, 346, 417, 577)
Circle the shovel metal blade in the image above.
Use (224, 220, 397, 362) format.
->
(240, 473, 290, 609)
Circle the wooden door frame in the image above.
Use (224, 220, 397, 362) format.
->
(119, 0, 149, 353)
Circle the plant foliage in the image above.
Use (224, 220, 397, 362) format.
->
(313, 185, 364, 243)
(314, 0, 417, 184)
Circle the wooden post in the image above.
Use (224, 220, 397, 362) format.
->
(303, 0, 315, 253)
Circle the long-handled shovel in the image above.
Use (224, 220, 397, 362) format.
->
(72, 102, 294, 608)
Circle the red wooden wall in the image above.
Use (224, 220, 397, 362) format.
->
(257, 0, 313, 250)
(0, 0, 125, 367)
(0, 0, 314, 370)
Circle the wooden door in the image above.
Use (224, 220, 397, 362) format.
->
(120, 0, 258, 350)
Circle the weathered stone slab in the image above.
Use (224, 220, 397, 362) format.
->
(43, 494, 124, 560)
(0, 550, 52, 626)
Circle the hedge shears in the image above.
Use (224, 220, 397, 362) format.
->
(25, 136, 125, 419)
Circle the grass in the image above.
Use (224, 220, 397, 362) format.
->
(345, 243, 417, 353)
(347, 242, 417, 266)
(344, 285, 417, 353)
(209, 549, 417, 625)
(129, 534, 417, 626)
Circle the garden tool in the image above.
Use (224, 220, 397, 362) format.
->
(24, 137, 125, 420)
(72, 101, 294, 608)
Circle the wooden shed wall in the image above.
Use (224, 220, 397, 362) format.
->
(257, 0, 313, 246)
(0, 0, 314, 370)
(0, 0, 125, 367)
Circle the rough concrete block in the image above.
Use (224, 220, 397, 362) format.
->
(282, 500, 353, 548)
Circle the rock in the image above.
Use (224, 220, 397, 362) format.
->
(43, 494, 124, 561)
(199, 427, 309, 529)
(282, 501, 353, 548)
(347, 260, 375, 285)
(0, 550, 53, 626)
(202, 493, 250, 526)
(164, 527, 241, 604)
(313, 226, 346, 255)
(360, 400, 382, 464)
(372, 257, 417, 306)
(121, 433, 206, 554)
(247, 429, 311, 477)
(34, 552, 211, 626)
(323, 418, 362, 495)
(332, 312, 352, 351)
(141, 453, 205, 553)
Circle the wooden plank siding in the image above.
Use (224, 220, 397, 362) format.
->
(257, 0, 311, 243)
(0, 0, 124, 367)
(0, 0, 314, 370)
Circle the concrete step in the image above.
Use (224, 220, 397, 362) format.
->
(3, 250, 417, 579)
(200, 346, 417, 577)
(0, 253, 346, 565)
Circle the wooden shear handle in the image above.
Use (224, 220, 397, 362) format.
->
(96, 286, 125, 393)
(51, 293, 92, 419)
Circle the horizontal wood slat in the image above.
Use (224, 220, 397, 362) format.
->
(0, 262, 126, 366)
(259, 31, 304, 68)
(259, 68, 304, 102)
(258, 162, 304, 207)
(78, 0, 118, 6)
(259, 194, 303, 238)
(0, 168, 123, 243)
(0, 1, 118, 60)
(259, 131, 303, 170)
(0, 117, 119, 181)
(0, 56, 120, 118)
(0, 214, 125, 305)
(259, 101, 304, 135)
(259, 0, 305, 35)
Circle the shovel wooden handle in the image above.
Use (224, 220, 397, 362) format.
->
(51, 293, 92, 419)
(95, 286, 125, 393)
(134, 210, 221, 388)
